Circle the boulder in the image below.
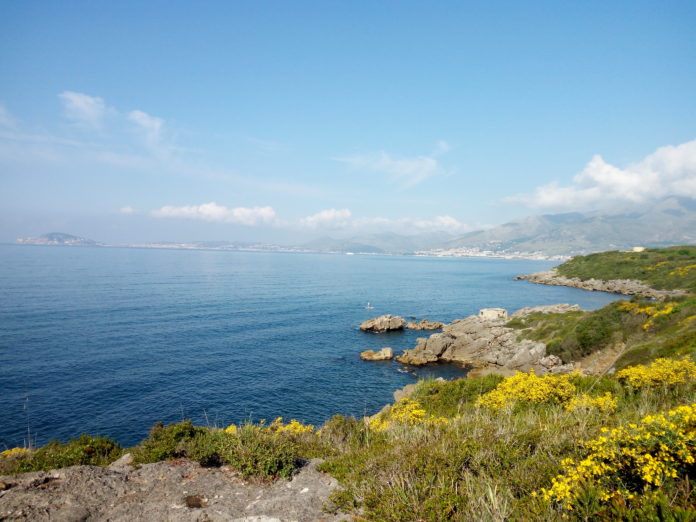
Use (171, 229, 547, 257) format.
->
(360, 314, 406, 332)
(360, 347, 394, 361)
(478, 308, 508, 321)
(406, 318, 445, 330)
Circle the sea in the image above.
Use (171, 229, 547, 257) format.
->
(0, 244, 623, 448)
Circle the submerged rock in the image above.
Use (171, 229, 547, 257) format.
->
(360, 347, 394, 361)
(405, 318, 444, 330)
(360, 314, 406, 332)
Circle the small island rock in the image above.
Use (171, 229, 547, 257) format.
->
(360, 314, 406, 332)
(406, 319, 444, 330)
(360, 347, 394, 361)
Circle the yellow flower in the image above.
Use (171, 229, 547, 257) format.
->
(477, 370, 576, 410)
(617, 357, 696, 388)
(0, 447, 29, 458)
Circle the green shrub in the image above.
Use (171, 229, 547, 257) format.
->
(575, 314, 613, 351)
(412, 375, 503, 418)
(223, 425, 297, 479)
(132, 420, 205, 464)
(12, 435, 121, 473)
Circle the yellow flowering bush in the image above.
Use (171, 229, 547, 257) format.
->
(618, 301, 677, 330)
(269, 417, 315, 435)
(224, 424, 238, 434)
(645, 261, 668, 271)
(0, 447, 29, 458)
(564, 392, 617, 413)
(540, 403, 696, 513)
(368, 398, 450, 432)
(617, 357, 696, 388)
(477, 371, 576, 410)
(669, 263, 696, 277)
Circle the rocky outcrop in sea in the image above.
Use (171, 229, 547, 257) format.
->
(359, 314, 406, 332)
(396, 305, 577, 375)
(515, 268, 688, 300)
(405, 319, 444, 330)
(360, 347, 394, 361)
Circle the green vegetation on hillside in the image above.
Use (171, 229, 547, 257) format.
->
(507, 297, 696, 367)
(2, 362, 694, 520)
(556, 245, 696, 293)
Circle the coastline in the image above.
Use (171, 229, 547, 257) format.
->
(515, 267, 688, 300)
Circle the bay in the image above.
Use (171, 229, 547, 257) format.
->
(0, 245, 621, 447)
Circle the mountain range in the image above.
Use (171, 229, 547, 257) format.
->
(440, 197, 696, 256)
(14, 197, 696, 256)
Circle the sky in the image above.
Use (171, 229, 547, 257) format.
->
(1, 1, 695, 244)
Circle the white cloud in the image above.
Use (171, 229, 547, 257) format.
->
(334, 142, 450, 188)
(152, 202, 277, 226)
(59, 91, 109, 128)
(299, 208, 352, 229)
(411, 215, 465, 232)
(510, 138, 696, 209)
(119, 206, 137, 214)
(0, 104, 16, 129)
(128, 110, 164, 150)
(433, 140, 450, 155)
(352, 215, 474, 234)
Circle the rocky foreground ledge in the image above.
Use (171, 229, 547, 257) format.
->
(396, 305, 579, 375)
(0, 457, 346, 522)
(516, 268, 688, 300)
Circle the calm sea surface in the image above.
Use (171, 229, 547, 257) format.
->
(0, 245, 622, 447)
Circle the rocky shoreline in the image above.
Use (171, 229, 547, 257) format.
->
(515, 268, 688, 300)
(359, 305, 580, 376)
(395, 305, 578, 375)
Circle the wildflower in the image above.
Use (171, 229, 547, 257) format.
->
(477, 370, 576, 410)
(539, 403, 696, 512)
(617, 357, 696, 388)
(0, 447, 29, 458)
(224, 424, 237, 435)
(368, 398, 450, 432)
(564, 392, 617, 413)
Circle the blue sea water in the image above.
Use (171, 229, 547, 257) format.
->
(0, 245, 622, 448)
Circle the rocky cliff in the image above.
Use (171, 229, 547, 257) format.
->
(396, 305, 578, 375)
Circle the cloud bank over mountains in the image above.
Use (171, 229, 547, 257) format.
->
(2, 91, 695, 243)
(510, 139, 696, 209)
(150, 203, 473, 234)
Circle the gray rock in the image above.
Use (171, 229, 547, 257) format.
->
(405, 319, 444, 330)
(359, 314, 406, 332)
(0, 459, 348, 521)
(512, 303, 581, 318)
(393, 383, 418, 402)
(396, 306, 578, 375)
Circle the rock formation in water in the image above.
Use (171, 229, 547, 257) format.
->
(359, 314, 406, 332)
(360, 347, 394, 361)
(396, 305, 577, 375)
(405, 319, 444, 330)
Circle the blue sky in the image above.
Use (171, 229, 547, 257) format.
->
(1, 1, 695, 243)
